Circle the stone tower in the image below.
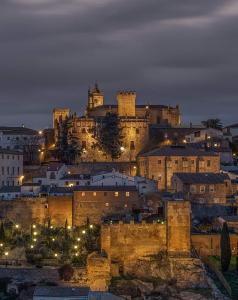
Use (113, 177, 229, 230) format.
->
(117, 91, 136, 117)
(166, 200, 191, 257)
(53, 108, 70, 129)
(88, 83, 104, 110)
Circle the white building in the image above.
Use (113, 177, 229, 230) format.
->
(0, 149, 24, 188)
(185, 128, 224, 143)
(33, 163, 68, 186)
(0, 126, 44, 164)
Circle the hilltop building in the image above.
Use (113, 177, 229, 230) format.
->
(53, 84, 181, 162)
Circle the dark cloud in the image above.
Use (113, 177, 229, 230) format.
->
(0, 0, 238, 128)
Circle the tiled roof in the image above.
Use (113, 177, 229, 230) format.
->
(0, 126, 38, 136)
(0, 186, 21, 193)
(47, 163, 64, 171)
(62, 174, 91, 180)
(0, 148, 23, 155)
(34, 286, 90, 297)
(174, 173, 229, 184)
(49, 187, 73, 194)
(140, 145, 218, 157)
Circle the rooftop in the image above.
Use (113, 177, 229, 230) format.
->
(0, 126, 38, 136)
(174, 173, 230, 184)
(0, 186, 21, 193)
(62, 173, 91, 180)
(140, 145, 219, 157)
(74, 185, 137, 191)
(0, 148, 23, 155)
(34, 286, 89, 297)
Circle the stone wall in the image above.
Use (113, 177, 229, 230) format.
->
(47, 196, 72, 227)
(101, 222, 167, 266)
(166, 201, 191, 256)
(0, 198, 47, 227)
(191, 234, 238, 257)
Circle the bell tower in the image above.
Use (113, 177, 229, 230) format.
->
(88, 83, 104, 110)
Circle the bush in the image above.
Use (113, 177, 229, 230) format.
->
(58, 264, 74, 281)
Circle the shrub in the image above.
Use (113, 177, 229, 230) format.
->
(58, 264, 74, 281)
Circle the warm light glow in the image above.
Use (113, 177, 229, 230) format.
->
(74, 245, 78, 249)
(0, 243, 3, 247)
(54, 253, 58, 257)
(30, 245, 34, 249)
(89, 224, 93, 229)
(82, 230, 86, 234)
(32, 224, 36, 229)
(69, 183, 74, 187)
(67, 226, 71, 230)
(52, 238, 55, 241)
(183, 139, 187, 144)
(33, 231, 37, 236)
(4, 252, 8, 256)
(133, 166, 137, 169)
(75, 252, 79, 256)
(120, 146, 125, 152)
(33, 238, 37, 242)
(15, 224, 19, 229)
(68, 171, 71, 175)
(77, 238, 81, 242)
(50, 225, 53, 229)
(38, 130, 43, 135)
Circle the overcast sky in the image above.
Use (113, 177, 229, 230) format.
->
(0, 0, 238, 129)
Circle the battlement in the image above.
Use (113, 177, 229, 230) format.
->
(117, 91, 136, 95)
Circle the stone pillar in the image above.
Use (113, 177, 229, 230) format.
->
(166, 200, 191, 257)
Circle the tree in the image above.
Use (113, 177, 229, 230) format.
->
(58, 264, 74, 281)
(220, 222, 231, 272)
(92, 113, 123, 160)
(0, 222, 6, 243)
(202, 118, 223, 130)
(236, 241, 238, 273)
(55, 117, 81, 164)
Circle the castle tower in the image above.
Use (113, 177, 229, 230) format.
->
(117, 91, 136, 117)
(166, 200, 191, 257)
(88, 83, 104, 110)
(53, 108, 70, 129)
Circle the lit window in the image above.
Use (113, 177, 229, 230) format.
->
(126, 192, 130, 197)
(200, 185, 205, 193)
(124, 204, 128, 208)
(105, 202, 109, 207)
(93, 192, 97, 196)
(82, 192, 85, 197)
(114, 192, 119, 197)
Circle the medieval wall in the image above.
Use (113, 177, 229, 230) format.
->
(101, 222, 167, 265)
(166, 200, 191, 256)
(47, 196, 72, 227)
(191, 234, 238, 257)
(0, 198, 47, 227)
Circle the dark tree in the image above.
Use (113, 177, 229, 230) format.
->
(0, 222, 6, 243)
(202, 118, 223, 130)
(55, 117, 81, 164)
(220, 222, 231, 272)
(58, 264, 74, 281)
(92, 113, 123, 160)
(236, 241, 238, 273)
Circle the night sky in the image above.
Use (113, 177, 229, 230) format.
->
(1, 0, 238, 129)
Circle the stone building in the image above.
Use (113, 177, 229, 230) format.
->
(138, 145, 220, 190)
(73, 186, 140, 225)
(171, 173, 233, 205)
(53, 84, 181, 162)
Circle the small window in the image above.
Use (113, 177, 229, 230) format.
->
(93, 192, 97, 196)
(114, 192, 119, 197)
(136, 128, 139, 134)
(124, 204, 128, 208)
(104, 192, 107, 196)
(174, 160, 178, 164)
(200, 185, 205, 193)
(82, 128, 86, 133)
(65, 181, 69, 186)
(105, 202, 109, 207)
(82, 192, 85, 197)
(126, 192, 130, 197)
(158, 160, 161, 165)
(209, 185, 215, 193)
(207, 160, 211, 167)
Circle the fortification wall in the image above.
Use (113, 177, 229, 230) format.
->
(0, 198, 47, 227)
(101, 222, 167, 265)
(47, 196, 72, 227)
(192, 234, 238, 257)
